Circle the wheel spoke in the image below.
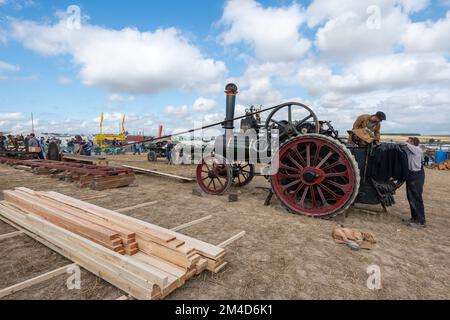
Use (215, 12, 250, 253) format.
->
(207, 179, 213, 189)
(316, 186, 328, 206)
(288, 105, 292, 123)
(325, 179, 349, 192)
(325, 171, 347, 178)
(312, 143, 323, 166)
(287, 153, 304, 170)
(280, 163, 301, 173)
(271, 119, 286, 127)
(291, 148, 307, 167)
(216, 177, 225, 188)
(319, 183, 341, 200)
(310, 186, 317, 208)
(297, 114, 312, 126)
(212, 178, 217, 190)
(291, 183, 305, 199)
(282, 179, 301, 190)
(306, 144, 311, 167)
(316, 150, 334, 169)
(299, 186, 309, 207)
(322, 160, 343, 172)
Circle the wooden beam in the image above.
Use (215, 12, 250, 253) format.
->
(116, 295, 130, 300)
(0, 264, 76, 299)
(218, 231, 246, 248)
(79, 194, 110, 201)
(122, 165, 195, 182)
(0, 230, 23, 241)
(116, 201, 159, 213)
(0, 211, 155, 300)
(171, 215, 213, 232)
(0, 203, 170, 290)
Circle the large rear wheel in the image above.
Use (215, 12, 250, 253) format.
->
(270, 134, 360, 219)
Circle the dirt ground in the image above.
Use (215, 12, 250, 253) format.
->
(0, 154, 449, 300)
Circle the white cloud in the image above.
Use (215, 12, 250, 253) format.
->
(0, 60, 20, 72)
(193, 97, 217, 112)
(306, 0, 428, 28)
(296, 53, 450, 96)
(11, 20, 227, 94)
(238, 77, 282, 106)
(315, 8, 410, 62)
(219, 0, 310, 62)
(0, 112, 25, 120)
(164, 105, 189, 118)
(108, 93, 135, 102)
(401, 11, 450, 53)
(311, 88, 450, 134)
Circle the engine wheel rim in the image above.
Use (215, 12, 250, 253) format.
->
(196, 156, 232, 195)
(271, 136, 357, 217)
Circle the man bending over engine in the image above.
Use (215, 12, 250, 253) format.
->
(348, 111, 386, 145)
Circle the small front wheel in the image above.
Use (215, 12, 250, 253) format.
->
(196, 155, 232, 195)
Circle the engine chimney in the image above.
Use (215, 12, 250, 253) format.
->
(223, 83, 238, 130)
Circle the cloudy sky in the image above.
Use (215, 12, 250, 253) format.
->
(0, 0, 449, 135)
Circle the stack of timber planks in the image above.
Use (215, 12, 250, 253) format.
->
(0, 158, 134, 190)
(0, 188, 226, 299)
(432, 160, 450, 171)
(62, 154, 109, 167)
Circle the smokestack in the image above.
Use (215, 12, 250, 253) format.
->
(223, 83, 238, 130)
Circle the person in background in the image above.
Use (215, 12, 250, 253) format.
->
(0, 133, 6, 151)
(423, 155, 430, 167)
(402, 137, 426, 228)
(133, 143, 141, 155)
(166, 140, 173, 165)
(349, 111, 386, 144)
(28, 133, 44, 159)
(83, 140, 93, 156)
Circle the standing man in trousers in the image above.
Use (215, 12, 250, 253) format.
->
(403, 137, 426, 228)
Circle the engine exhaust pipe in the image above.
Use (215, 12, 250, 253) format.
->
(223, 83, 238, 130)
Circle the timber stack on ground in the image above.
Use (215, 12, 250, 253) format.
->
(0, 188, 226, 300)
(432, 160, 450, 171)
(0, 158, 134, 190)
(62, 154, 109, 166)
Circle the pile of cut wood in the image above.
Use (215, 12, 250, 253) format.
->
(0, 188, 226, 299)
(0, 158, 134, 190)
(432, 160, 450, 171)
(62, 154, 109, 166)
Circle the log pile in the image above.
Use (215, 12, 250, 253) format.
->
(62, 154, 109, 167)
(0, 158, 134, 190)
(0, 188, 226, 299)
(432, 160, 450, 171)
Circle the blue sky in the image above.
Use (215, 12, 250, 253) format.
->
(0, 0, 449, 135)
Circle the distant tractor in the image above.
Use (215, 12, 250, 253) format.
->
(195, 84, 406, 219)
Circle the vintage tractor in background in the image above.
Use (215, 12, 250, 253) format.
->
(195, 84, 406, 219)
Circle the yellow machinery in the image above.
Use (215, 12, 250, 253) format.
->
(94, 113, 127, 148)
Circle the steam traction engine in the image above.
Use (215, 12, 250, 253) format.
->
(196, 84, 404, 219)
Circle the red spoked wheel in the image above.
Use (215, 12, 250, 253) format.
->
(232, 162, 255, 187)
(196, 155, 232, 195)
(271, 134, 360, 219)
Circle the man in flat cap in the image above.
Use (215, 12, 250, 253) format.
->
(348, 111, 386, 145)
